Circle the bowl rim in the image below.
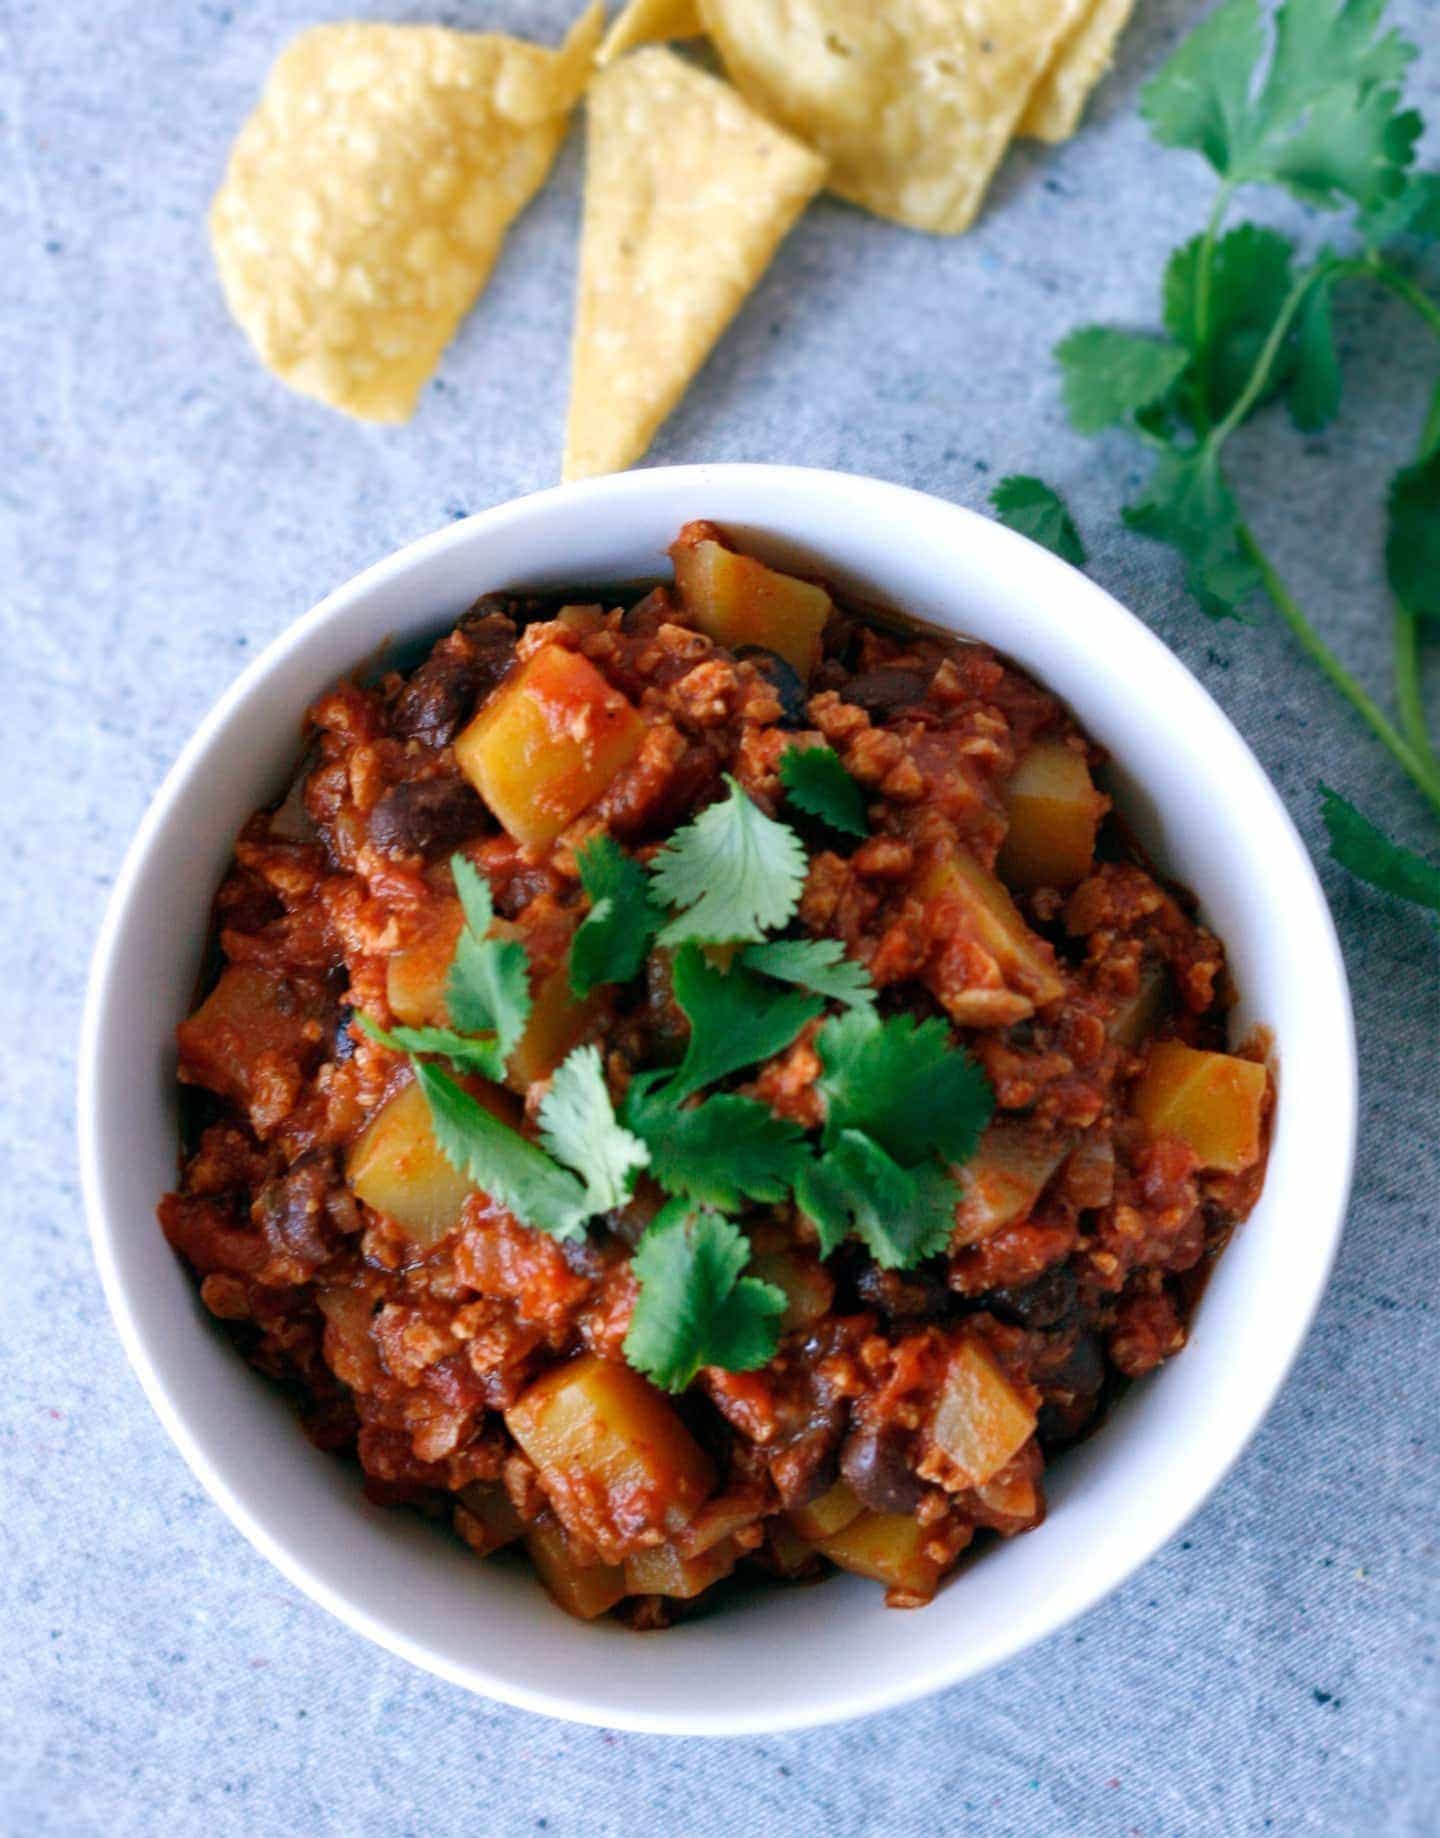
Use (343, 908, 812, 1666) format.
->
(78, 463, 1357, 1734)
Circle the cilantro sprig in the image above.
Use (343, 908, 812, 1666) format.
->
(779, 744, 869, 838)
(622, 1072, 811, 1209)
(569, 833, 663, 998)
(623, 1204, 786, 1393)
(990, 476, 1087, 566)
(1030, 0, 1440, 908)
(650, 775, 806, 945)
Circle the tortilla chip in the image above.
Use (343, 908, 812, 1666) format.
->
(563, 48, 826, 481)
(700, 0, 1086, 234)
(210, 6, 602, 422)
(598, 0, 704, 65)
(1019, 0, 1137, 142)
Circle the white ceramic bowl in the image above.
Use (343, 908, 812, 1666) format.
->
(80, 465, 1356, 1735)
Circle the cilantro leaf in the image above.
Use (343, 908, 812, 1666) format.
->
(1056, 327, 1191, 435)
(414, 1060, 589, 1240)
(1141, 0, 1420, 213)
(356, 1011, 502, 1078)
(1122, 444, 1261, 619)
(622, 1072, 810, 1209)
(1362, 169, 1440, 247)
(446, 856, 532, 1064)
(650, 775, 807, 946)
(667, 944, 823, 1102)
(779, 745, 869, 839)
(1288, 268, 1342, 432)
(1140, 0, 1265, 177)
(1163, 225, 1295, 424)
(796, 1133, 959, 1269)
(1320, 784, 1440, 910)
(570, 834, 664, 998)
(814, 1010, 993, 1168)
(741, 938, 876, 1010)
(1387, 453, 1440, 627)
(623, 1203, 785, 1392)
(537, 1045, 649, 1213)
(989, 476, 1087, 566)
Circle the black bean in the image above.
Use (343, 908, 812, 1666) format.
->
(252, 1150, 338, 1271)
(855, 1260, 950, 1320)
(840, 1422, 925, 1515)
(392, 613, 517, 747)
(368, 777, 489, 860)
(839, 667, 930, 717)
(984, 1262, 1079, 1330)
(770, 1403, 845, 1509)
(332, 1004, 357, 1062)
(736, 646, 808, 728)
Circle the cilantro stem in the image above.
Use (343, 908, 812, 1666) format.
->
(1367, 263, 1440, 347)
(1393, 596, 1435, 770)
(1192, 185, 1236, 417)
(1237, 521, 1440, 817)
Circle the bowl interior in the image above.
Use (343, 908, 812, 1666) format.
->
(81, 466, 1355, 1734)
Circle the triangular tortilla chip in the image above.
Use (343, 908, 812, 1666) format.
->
(210, 6, 602, 422)
(1019, 0, 1137, 143)
(563, 48, 826, 481)
(700, 0, 1086, 234)
(599, 0, 704, 65)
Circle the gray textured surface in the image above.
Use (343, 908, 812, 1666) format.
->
(4, 1, 1439, 1832)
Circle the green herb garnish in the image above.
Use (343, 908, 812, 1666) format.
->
(989, 475, 1088, 566)
(537, 1045, 650, 1215)
(622, 1072, 811, 1210)
(623, 1203, 786, 1393)
(814, 1009, 993, 1168)
(1320, 784, 1440, 910)
(650, 775, 807, 945)
(778, 744, 869, 838)
(667, 943, 824, 1103)
(797, 1133, 959, 1270)
(446, 856, 532, 1066)
(569, 833, 664, 998)
(1041, 0, 1440, 904)
(740, 937, 876, 1010)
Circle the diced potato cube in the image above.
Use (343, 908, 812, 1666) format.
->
(455, 1481, 525, 1556)
(954, 1123, 1072, 1247)
(974, 1463, 1041, 1526)
(176, 964, 326, 1113)
(624, 1536, 737, 1598)
(671, 530, 831, 679)
(996, 741, 1106, 893)
(919, 844, 1065, 1013)
(346, 1078, 479, 1247)
(526, 1515, 627, 1621)
(929, 1338, 1037, 1490)
(747, 1246, 834, 1331)
(814, 1510, 943, 1602)
(455, 646, 647, 850)
(1133, 1039, 1267, 1173)
(387, 902, 603, 1093)
(386, 902, 463, 1028)
(789, 1479, 864, 1543)
(505, 955, 603, 1093)
(505, 1353, 714, 1562)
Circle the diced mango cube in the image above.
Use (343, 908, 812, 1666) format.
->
(919, 844, 1065, 1013)
(954, 1123, 1072, 1246)
(505, 953, 603, 1093)
(1108, 962, 1170, 1049)
(455, 645, 647, 850)
(624, 1536, 737, 1598)
(346, 1078, 479, 1247)
(526, 1515, 627, 1621)
(1133, 1039, 1267, 1173)
(789, 1479, 863, 1542)
(814, 1510, 943, 1602)
(671, 529, 831, 679)
(929, 1338, 1036, 1490)
(505, 1353, 713, 1562)
(746, 1245, 834, 1331)
(386, 902, 463, 1028)
(996, 741, 1106, 893)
